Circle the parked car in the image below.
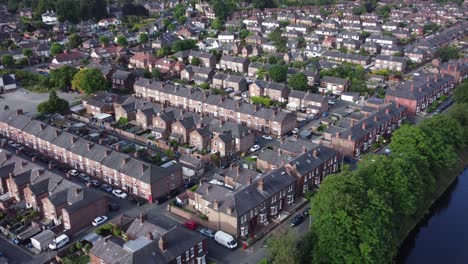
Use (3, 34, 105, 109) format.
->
(79, 173, 91, 183)
(7, 140, 15, 146)
(292, 128, 299, 134)
(108, 203, 120, 211)
(68, 170, 79, 177)
(92, 216, 108, 226)
(90, 180, 101, 187)
(344, 156, 357, 163)
(250, 144, 260, 152)
(100, 184, 113, 193)
(112, 189, 128, 199)
(214, 231, 237, 249)
(303, 207, 311, 216)
(184, 220, 198, 230)
(262, 135, 273, 140)
(290, 214, 304, 226)
(199, 228, 216, 239)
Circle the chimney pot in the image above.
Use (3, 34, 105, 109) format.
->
(258, 178, 264, 191)
(213, 199, 219, 210)
(146, 232, 153, 241)
(159, 235, 167, 251)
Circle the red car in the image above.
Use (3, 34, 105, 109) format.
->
(184, 221, 197, 230)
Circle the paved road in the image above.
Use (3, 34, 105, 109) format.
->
(0, 238, 35, 264)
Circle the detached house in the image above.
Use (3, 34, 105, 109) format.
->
(319, 76, 350, 95)
(375, 55, 406, 72)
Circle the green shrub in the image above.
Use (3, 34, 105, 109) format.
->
(75, 241, 83, 250)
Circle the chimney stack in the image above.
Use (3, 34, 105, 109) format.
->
(71, 136, 77, 144)
(159, 235, 167, 251)
(21, 161, 28, 168)
(312, 148, 318, 158)
(16, 109, 23, 115)
(347, 134, 352, 140)
(226, 205, 232, 215)
(385, 108, 390, 114)
(54, 129, 61, 137)
(105, 150, 112, 157)
(122, 157, 130, 166)
(146, 232, 154, 241)
(301, 146, 307, 154)
(141, 163, 148, 173)
(213, 199, 219, 210)
(139, 212, 147, 223)
(87, 142, 93, 151)
(362, 122, 366, 130)
(36, 168, 45, 176)
(75, 187, 82, 195)
(258, 178, 264, 191)
(40, 123, 46, 131)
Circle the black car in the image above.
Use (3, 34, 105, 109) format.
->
(290, 214, 305, 226)
(344, 156, 357, 163)
(155, 196, 168, 205)
(108, 202, 120, 211)
(303, 207, 311, 216)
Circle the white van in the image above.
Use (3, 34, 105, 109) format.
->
(214, 231, 237, 249)
(49, 234, 69, 250)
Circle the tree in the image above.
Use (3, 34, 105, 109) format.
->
(22, 48, 33, 65)
(50, 65, 78, 91)
(178, 16, 187, 24)
(67, 33, 82, 49)
(152, 68, 162, 81)
(117, 117, 128, 127)
(269, 65, 288, 83)
(50, 43, 64, 56)
(116, 36, 128, 47)
(266, 228, 298, 264)
(253, 0, 276, 9)
(288, 73, 309, 91)
(268, 56, 278, 65)
(419, 114, 464, 150)
(99, 36, 109, 46)
(211, 18, 223, 30)
(72, 68, 108, 94)
(211, 0, 235, 21)
(156, 47, 171, 57)
(438, 46, 460, 62)
(453, 80, 468, 103)
(37, 90, 70, 115)
(172, 39, 196, 52)
(139, 33, 149, 43)
(1, 55, 14, 68)
(239, 29, 251, 39)
(190, 57, 201, 66)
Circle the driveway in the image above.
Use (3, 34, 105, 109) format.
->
(0, 88, 81, 116)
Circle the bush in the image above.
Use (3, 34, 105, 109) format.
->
(251, 96, 272, 107)
(75, 241, 83, 250)
(189, 184, 198, 192)
(68, 243, 77, 254)
(84, 243, 92, 253)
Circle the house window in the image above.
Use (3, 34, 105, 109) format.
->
(259, 213, 267, 223)
(190, 247, 195, 257)
(197, 255, 206, 264)
(186, 250, 190, 260)
(241, 214, 247, 224)
(198, 242, 203, 253)
(272, 195, 276, 203)
(240, 226, 249, 236)
(287, 194, 294, 204)
(177, 256, 182, 264)
(270, 205, 277, 216)
(288, 185, 293, 192)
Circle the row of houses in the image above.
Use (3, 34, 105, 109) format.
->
(183, 141, 340, 238)
(132, 79, 297, 137)
(0, 110, 182, 203)
(0, 151, 108, 235)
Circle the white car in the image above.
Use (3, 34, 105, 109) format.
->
(112, 189, 128, 199)
(68, 170, 79, 177)
(209, 179, 224, 186)
(292, 128, 299, 134)
(250, 145, 260, 152)
(92, 216, 108, 226)
(262, 135, 273, 140)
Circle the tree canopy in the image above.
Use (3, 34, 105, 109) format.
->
(67, 33, 82, 49)
(288, 73, 309, 91)
(50, 43, 64, 56)
(1, 55, 14, 68)
(269, 65, 288, 83)
(37, 90, 69, 115)
(50, 65, 78, 91)
(116, 36, 128, 47)
(71, 68, 108, 94)
(172, 39, 196, 52)
(438, 46, 460, 62)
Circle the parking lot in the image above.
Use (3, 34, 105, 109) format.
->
(0, 88, 80, 117)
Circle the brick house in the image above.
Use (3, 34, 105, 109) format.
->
(439, 58, 468, 84)
(82, 92, 118, 116)
(212, 73, 248, 92)
(129, 52, 159, 71)
(219, 55, 250, 73)
(189, 125, 211, 151)
(385, 73, 455, 115)
(180, 65, 215, 84)
(287, 90, 328, 115)
(375, 55, 406, 72)
(189, 167, 296, 238)
(319, 76, 349, 95)
(329, 103, 406, 157)
(0, 110, 183, 202)
(112, 70, 136, 91)
(90, 216, 207, 264)
(249, 81, 290, 103)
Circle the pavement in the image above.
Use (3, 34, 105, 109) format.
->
(0, 88, 81, 117)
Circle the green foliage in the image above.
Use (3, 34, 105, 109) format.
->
(71, 68, 108, 94)
(37, 90, 70, 115)
(156, 47, 171, 57)
(152, 68, 162, 81)
(139, 33, 149, 43)
(172, 39, 196, 52)
(266, 228, 298, 264)
(376, 5, 391, 19)
(50, 65, 78, 91)
(253, 0, 276, 9)
(211, 0, 236, 21)
(438, 46, 460, 62)
(200, 82, 210, 89)
(50, 43, 64, 56)
(352, 6, 366, 15)
(1, 55, 13, 67)
(288, 73, 309, 91)
(269, 65, 288, 83)
(191, 57, 201, 66)
(251, 96, 272, 107)
(211, 18, 223, 30)
(99, 36, 109, 46)
(116, 36, 128, 47)
(268, 56, 278, 65)
(267, 28, 287, 52)
(117, 117, 128, 127)
(453, 80, 468, 103)
(239, 29, 251, 39)
(423, 23, 440, 33)
(68, 33, 82, 49)
(75, 241, 83, 250)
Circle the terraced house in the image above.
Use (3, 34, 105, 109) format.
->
(0, 110, 182, 202)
